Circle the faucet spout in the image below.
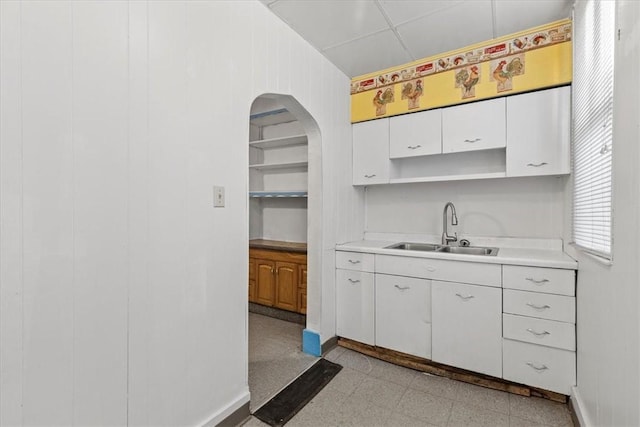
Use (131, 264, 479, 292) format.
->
(442, 202, 458, 245)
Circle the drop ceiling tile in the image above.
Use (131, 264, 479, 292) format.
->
(378, 0, 465, 26)
(397, 0, 494, 60)
(323, 30, 413, 77)
(269, 0, 389, 50)
(494, 0, 572, 37)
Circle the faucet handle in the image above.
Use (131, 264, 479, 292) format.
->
(459, 239, 470, 247)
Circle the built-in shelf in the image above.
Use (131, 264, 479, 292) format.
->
(249, 108, 297, 127)
(249, 134, 307, 149)
(388, 172, 507, 185)
(249, 191, 308, 198)
(249, 161, 308, 171)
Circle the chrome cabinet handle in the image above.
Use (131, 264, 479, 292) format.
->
(526, 277, 550, 284)
(527, 162, 548, 167)
(526, 362, 549, 371)
(347, 260, 360, 264)
(347, 278, 361, 284)
(526, 303, 551, 310)
(407, 144, 422, 149)
(527, 328, 550, 337)
(464, 138, 481, 143)
(364, 174, 376, 178)
(394, 285, 410, 291)
(425, 266, 436, 272)
(456, 293, 475, 301)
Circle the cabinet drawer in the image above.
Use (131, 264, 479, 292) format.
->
(336, 251, 375, 272)
(503, 265, 575, 296)
(376, 274, 431, 359)
(503, 314, 575, 351)
(503, 339, 576, 395)
(336, 269, 375, 345)
(376, 254, 501, 287)
(442, 97, 506, 153)
(503, 289, 575, 323)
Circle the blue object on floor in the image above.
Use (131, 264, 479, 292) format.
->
(302, 329, 321, 356)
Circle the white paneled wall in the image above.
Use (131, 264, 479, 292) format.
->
(0, 1, 360, 425)
(366, 176, 567, 239)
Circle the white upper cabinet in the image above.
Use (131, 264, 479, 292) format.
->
(389, 109, 442, 159)
(442, 97, 506, 153)
(506, 86, 571, 177)
(353, 118, 390, 185)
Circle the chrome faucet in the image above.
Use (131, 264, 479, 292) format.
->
(442, 202, 458, 245)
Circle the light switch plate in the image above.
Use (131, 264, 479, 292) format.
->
(213, 186, 225, 207)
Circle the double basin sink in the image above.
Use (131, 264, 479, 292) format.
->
(385, 242, 499, 256)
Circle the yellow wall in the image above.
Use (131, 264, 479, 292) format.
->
(351, 19, 572, 123)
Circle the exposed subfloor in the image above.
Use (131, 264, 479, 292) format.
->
(246, 313, 574, 427)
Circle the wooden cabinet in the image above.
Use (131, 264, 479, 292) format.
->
(352, 118, 390, 185)
(431, 280, 502, 378)
(389, 109, 442, 159)
(375, 273, 431, 358)
(442, 97, 506, 153)
(249, 247, 307, 314)
(506, 86, 571, 177)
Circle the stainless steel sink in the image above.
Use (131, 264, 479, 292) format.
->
(385, 242, 499, 256)
(436, 246, 499, 256)
(384, 242, 441, 252)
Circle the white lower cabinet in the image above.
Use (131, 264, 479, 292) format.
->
(336, 269, 375, 345)
(431, 280, 502, 378)
(503, 339, 576, 395)
(375, 274, 431, 359)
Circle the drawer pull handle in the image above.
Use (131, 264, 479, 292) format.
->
(526, 303, 551, 310)
(364, 174, 377, 178)
(526, 328, 550, 337)
(456, 293, 475, 301)
(464, 138, 481, 143)
(347, 260, 361, 264)
(407, 144, 422, 149)
(347, 279, 360, 284)
(526, 277, 550, 285)
(527, 162, 548, 167)
(394, 285, 410, 291)
(425, 266, 436, 272)
(526, 362, 549, 371)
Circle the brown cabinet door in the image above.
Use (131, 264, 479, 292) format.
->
(256, 259, 275, 306)
(298, 289, 307, 314)
(274, 261, 298, 312)
(248, 258, 257, 302)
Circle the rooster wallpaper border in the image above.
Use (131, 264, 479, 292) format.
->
(351, 19, 572, 123)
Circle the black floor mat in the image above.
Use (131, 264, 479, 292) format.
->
(253, 358, 342, 427)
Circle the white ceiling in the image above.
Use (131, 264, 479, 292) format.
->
(260, 0, 573, 78)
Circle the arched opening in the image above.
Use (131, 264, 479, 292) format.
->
(247, 94, 322, 412)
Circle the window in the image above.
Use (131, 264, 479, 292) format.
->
(572, 0, 615, 259)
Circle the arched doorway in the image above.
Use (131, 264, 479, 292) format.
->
(247, 94, 322, 411)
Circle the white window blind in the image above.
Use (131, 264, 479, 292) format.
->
(573, 0, 615, 259)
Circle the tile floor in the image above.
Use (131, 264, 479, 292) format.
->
(245, 314, 574, 427)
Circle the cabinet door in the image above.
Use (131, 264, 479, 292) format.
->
(336, 269, 375, 345)
(353, 119, 390, 185)
(442, 97, 506, 153)
(255, 259, 275, 306)
(274, 261, 298, 312)
(506, 86, 571, 177)
(297, 264, 307, 314)
(389, 109, 442, 158)
(432, 281, 502, 377)
(248, 258, 257, 303)
(375, 274, 431, 358)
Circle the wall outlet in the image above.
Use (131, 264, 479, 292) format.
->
(213, 186, 225, 207)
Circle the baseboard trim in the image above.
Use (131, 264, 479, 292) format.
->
(570, 387, 592, 427)
(198, 391, 250, 427)
(321, 335, 338, 355)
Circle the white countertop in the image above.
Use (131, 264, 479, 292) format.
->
(336, 239, 578, 270)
